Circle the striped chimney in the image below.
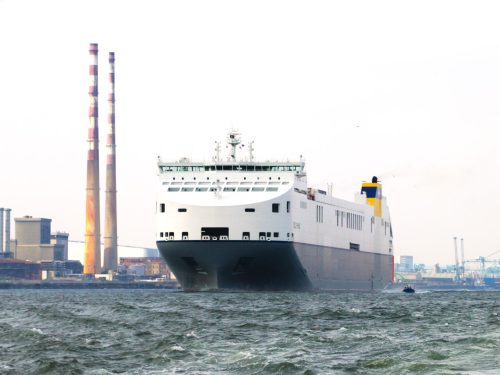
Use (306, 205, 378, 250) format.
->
(103, 51, 118, 272)
(84, 43, 102, 274)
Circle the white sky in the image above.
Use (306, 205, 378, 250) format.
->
(1, 0, 499, 265)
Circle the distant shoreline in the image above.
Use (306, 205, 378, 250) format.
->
(0, 280, 181, 290)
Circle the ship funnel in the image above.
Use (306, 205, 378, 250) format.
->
(361, 178, 382, 217)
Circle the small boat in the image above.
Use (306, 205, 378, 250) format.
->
(403, 285, 415, 293)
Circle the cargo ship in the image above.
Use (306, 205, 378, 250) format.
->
(156, 131, 394, 291)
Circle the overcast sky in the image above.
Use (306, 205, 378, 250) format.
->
(1, 0, 499, 265)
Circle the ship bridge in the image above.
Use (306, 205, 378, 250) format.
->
(158, 162, 304, 173)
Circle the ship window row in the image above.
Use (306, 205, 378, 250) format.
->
(167, 176, 290, 185)
(163, 181, 290, 186)
(160, 165, 303, 172)
(157, 205, 188, 213)
(336, 210, 363, 230)
(159, 231, 294, 241)
(166, 187, 280, 192)
(158, 203, 288, 214)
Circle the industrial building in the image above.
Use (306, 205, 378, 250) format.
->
(51, 232, 69, 261)
(0, 258, 41, 280)
(120, 257, 171, 278)
(39, 260, 83, 279)
(0, 208, 12, 258)
(13, 216, 67, 262)
(398, 255, 414, 272)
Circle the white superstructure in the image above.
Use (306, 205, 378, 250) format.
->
(156, 131, 392, 257)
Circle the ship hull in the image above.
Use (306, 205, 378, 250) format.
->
(157, 240, 393, 291)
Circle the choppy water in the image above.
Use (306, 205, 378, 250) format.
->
(0, 290, 498, 374)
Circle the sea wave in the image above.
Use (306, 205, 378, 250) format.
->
(0, 290, 497, 374)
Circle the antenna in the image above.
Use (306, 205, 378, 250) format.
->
(248, 141, 255, 162)
(460, 238, 465, 279)
(214, 141, 221, 162)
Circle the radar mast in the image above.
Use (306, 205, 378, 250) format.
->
(227, 130, 241, 161)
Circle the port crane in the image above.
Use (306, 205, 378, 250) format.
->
(465, 250, 500, 273)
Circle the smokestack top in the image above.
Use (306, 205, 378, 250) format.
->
(89, 43, 98, 54)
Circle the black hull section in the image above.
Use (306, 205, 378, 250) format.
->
(157, 241, 312, 291)
(157, 240, 393, 292)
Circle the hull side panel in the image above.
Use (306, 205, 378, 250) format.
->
(157, 240, 393, 291)
(294, 242, 393, 290)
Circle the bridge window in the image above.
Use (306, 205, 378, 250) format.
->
(160, 203, 165, 213)
(272, 203, 280, 213)
(178, 208, 187, 212)
(245, 208, 255, 212)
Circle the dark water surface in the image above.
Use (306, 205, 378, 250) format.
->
(0, 290, 498, 374)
